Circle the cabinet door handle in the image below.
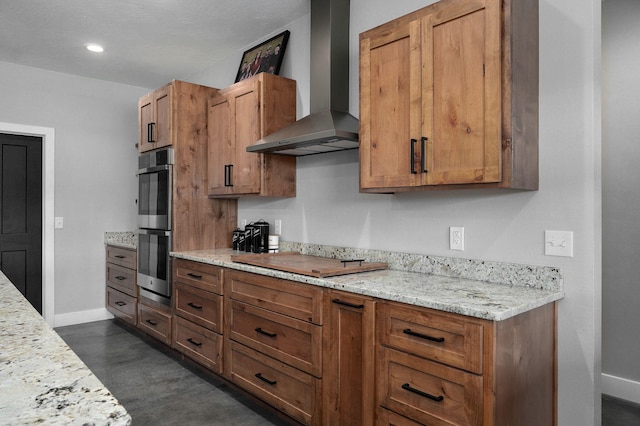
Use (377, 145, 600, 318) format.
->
(187, 338, 202, 347)
(410, 139, 418, 174)
(332, 299, 364, 309)
(187, 302, 203, 310)
(227, 164, 233, 187)
(148, 122, 156, 143)
(403, 328, 445, 343)
(115, 301, 127, 306)
(114, 275, 127, 281)
(187, 272, 202, 279)
(145, 319, 158, 326)
(421, 136, 428, 173)
(255, 373, 277, 386)
(255, 327, 277, 338)
(402, 383, 444, 402)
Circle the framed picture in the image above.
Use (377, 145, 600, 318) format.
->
(235, 30, 290, 83)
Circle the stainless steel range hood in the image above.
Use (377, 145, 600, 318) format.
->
(247, 0, 358, 156)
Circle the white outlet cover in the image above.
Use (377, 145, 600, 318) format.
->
(449, 226, 464, 251)
(545, 230, 573, 257)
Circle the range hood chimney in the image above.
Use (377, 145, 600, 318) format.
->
(247, 0, 359, 156)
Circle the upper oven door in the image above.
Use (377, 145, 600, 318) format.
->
(138, 164, 172, 230)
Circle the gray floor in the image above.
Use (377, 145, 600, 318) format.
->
(56, 319, 640, 426)
(56, 319, 296, 426)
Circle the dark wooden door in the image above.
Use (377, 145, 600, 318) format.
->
(0, 133, 43, 312)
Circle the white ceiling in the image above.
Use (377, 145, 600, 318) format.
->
(0, 0, 310, 88)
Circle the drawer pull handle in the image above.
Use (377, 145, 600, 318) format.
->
(255, 327, 277, 338)
(115, 301, 127, 306)
(145, 319, 158, 326)
(114, 275, 127, 281)
(187, 338, 202, 347)
(187, 273, 203, 279)
(402, 383, 444, 402)
(332, 299, 364, 309)
(187, 302, 203, 310)
(114, 255, 126, 259)
(255, 373, 277, 386)
(403, 328, 445, 343)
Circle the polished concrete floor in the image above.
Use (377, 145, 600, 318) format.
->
(56, 319, 640, 425)
(56, 319, 297, 426)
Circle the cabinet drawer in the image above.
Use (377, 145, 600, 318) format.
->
(228, 341, 319, 425)
(226, 270, 323, 324)
(173, 316, 223, 373)
(174, 258, 223, 294)
(138, 303, 172, 345)
(106, 287, 137, 325)
(228, 300, 322, 377)
(377, 347, 483, 426)
(174, 281, 223, 333)
(377, 407, 424, 426)
(106, 263, 136, 296)
(106, 245, 136, 269)
(378, 302, 484, 374)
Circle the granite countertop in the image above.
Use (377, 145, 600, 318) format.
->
(104, 232, 137, 250)
(0, 272, 131, 425)
(171, 245, 564, 321)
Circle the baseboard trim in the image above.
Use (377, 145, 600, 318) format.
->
(54, 308, 114, 328)
(602, 373, 640, 405)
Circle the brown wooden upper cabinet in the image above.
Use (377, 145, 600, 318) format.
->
(138, 80, 217, 153)
(359, 0, 538, 192)
(207, 73, 297, 198)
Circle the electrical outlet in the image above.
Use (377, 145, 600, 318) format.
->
(450, 227, 464, 251)
(54, 217, 64, 229)
(274, 219, 282, 235)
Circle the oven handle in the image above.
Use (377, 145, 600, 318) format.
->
(138, 229, 171, 237)
(136, 164, 172, 176)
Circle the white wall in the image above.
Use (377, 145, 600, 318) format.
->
(602, 0, 640, 404)
(0, 61, 148, 325)
(189, 0, 602, 423)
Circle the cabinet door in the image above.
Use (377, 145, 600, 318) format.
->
(360, 19, 424, 189)
(422, 0, 502, 185)
(323, 291, 375, 426)
(138, 84, 172, 153)
(208, 94, 233, 195)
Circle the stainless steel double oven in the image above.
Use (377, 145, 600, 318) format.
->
(137, 147, 173, 305)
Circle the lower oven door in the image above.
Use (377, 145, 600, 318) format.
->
(137, 229, 172, 305)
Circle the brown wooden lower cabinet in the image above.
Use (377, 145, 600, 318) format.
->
(106, 287, 137, 325)
(120, 260, 556, 426)
(105, 245, 137, 326)
(137, 301, 172, 345)
(227, 340, 321, 425)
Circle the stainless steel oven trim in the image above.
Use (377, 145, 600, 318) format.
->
(137, 164, 173, 231)
(137, 229, 172, 306)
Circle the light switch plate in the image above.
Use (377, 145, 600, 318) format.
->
(545, 230, 573, 257)
(54, 217, 64, 229)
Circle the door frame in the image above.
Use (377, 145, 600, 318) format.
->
(0, 122, 55, 326)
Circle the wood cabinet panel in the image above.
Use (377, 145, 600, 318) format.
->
(228, 300, 322, 377)
(323, 291, 376, 426)
(138, 84, 172, 152)
(225, 270, 323, 325)
(378, 347, 483, 426)
(106, 245, 137, 269)
(106, 263, 136, 297)
(106, 287, 137, 325)
(138, 302, 172, 345)
(377, 407, 425, 426)
(360, 0, 538, 192)
(173, 258, 223, 294)
(173, 316, 223, 373)
(174, 281, 223, 333)
(228, 341, 320, 425)
(207, 73, 296, 198)
(378, 301, 484, 374)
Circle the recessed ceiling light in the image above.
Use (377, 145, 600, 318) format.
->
(85, 44, 104, 53)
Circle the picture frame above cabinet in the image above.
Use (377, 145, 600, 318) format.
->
(359, 0, 538, 193)
(207, 73, 297, 198)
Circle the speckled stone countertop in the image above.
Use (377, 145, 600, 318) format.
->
(0, 271, 131, 425)
(171, 243, 564, 321)
(104, 231, 136, 250)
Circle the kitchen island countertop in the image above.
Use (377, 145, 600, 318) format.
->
(0, 272, 131, 425)
(172, 248, 564, 321)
